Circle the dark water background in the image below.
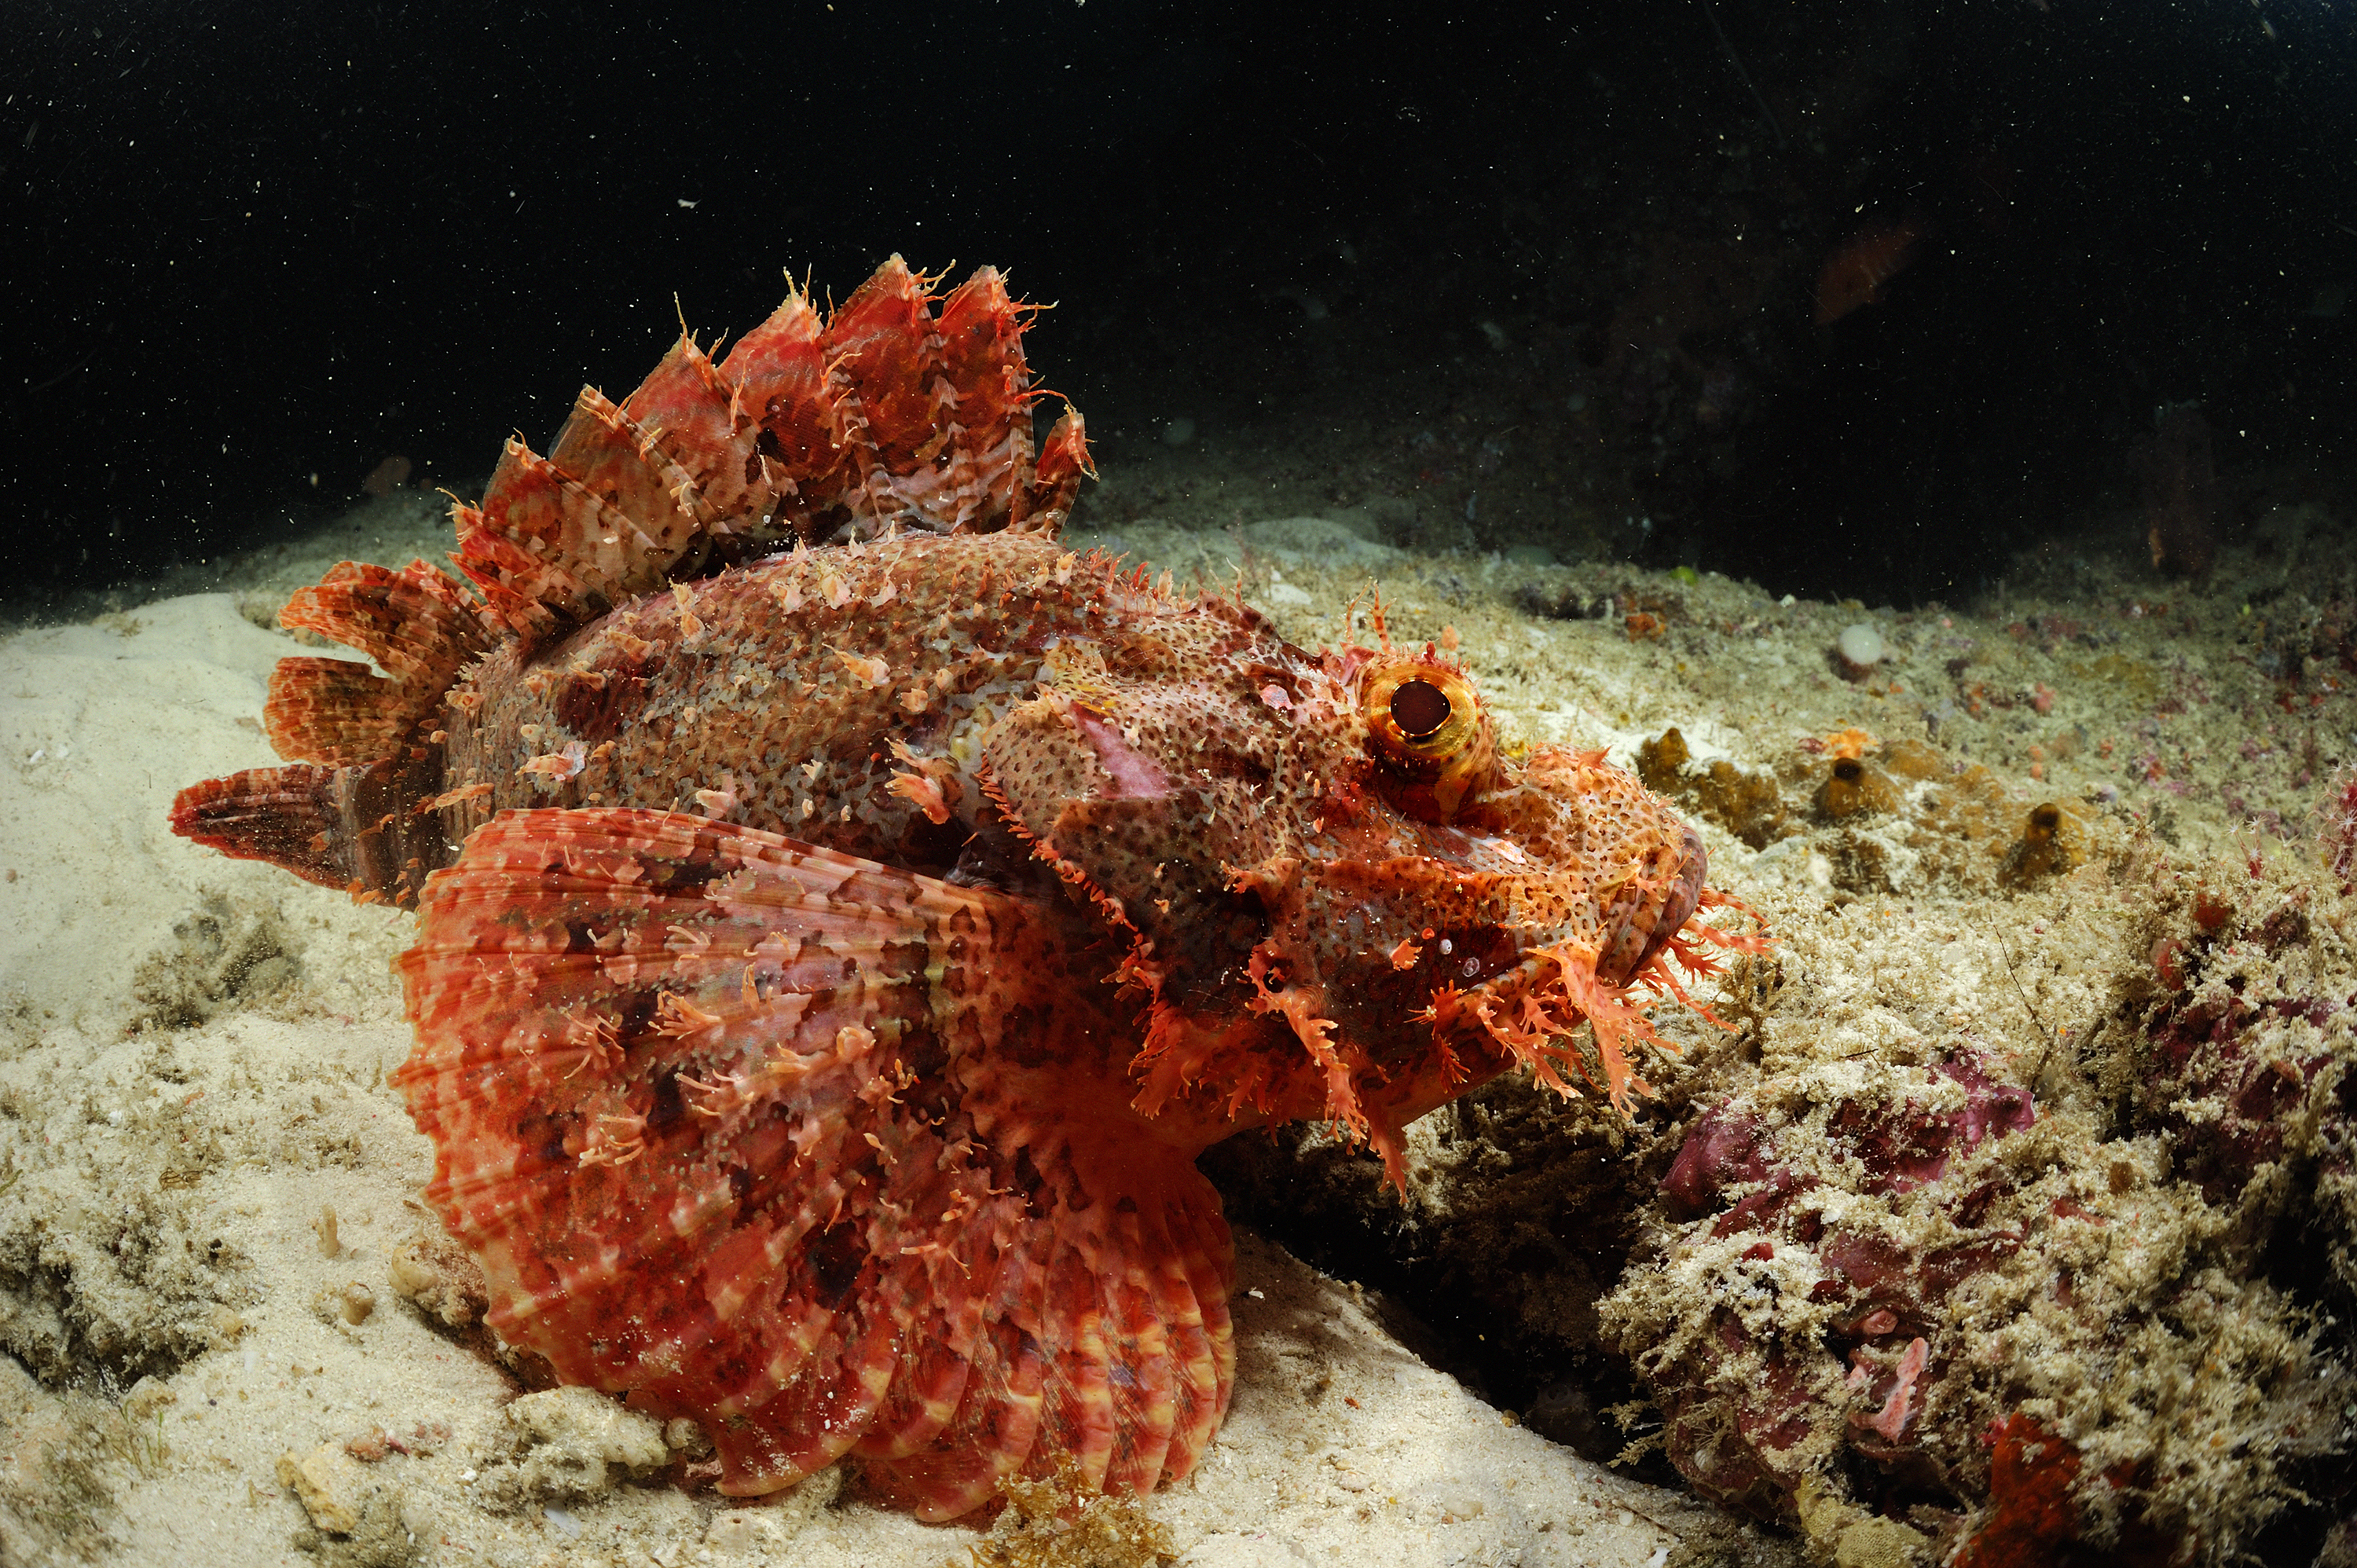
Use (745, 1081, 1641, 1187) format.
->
(3, 0, 2353, 614)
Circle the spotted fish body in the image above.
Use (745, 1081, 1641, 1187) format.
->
(173, 259, 1757, 1519)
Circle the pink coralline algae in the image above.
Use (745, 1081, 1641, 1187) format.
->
(2135, 877, 2356, 1289)
(1630, 1051, 2036, 1520)
(1611, 954, 2352, 1567)
(1659, 1053, 2034, 1222)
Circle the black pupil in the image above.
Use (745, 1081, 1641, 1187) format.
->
(1391, 680, 1452, 738)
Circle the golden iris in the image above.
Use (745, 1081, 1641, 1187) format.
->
(1362, 661, 1490, 819)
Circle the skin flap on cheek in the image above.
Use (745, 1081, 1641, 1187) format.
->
(1071, 705, 1172, 799)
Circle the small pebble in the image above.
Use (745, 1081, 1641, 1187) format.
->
(277, 1444, 368, 1535)
(123, 1376, 175, 1420)
(1835, 621, 1886, 679)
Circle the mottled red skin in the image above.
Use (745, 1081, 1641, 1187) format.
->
(1957, 1415, 2084, 1568)
(172, 258, 1760, 1521)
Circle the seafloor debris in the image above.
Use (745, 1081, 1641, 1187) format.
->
(1638, 724, 2097, 898)
(129, 890, 301, 1030)
(1638, 727, 1790, 849)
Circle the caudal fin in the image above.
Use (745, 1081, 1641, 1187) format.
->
(170, 752, 449, 907)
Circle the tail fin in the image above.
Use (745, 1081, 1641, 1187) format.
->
(170, 750, 450, 907)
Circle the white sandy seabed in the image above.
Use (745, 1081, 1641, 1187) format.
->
(0, 492, 2344, 1566)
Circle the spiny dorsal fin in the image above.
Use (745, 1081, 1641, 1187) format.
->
(446, 259, 1094, 648)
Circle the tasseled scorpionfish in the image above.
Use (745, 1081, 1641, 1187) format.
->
(174, 257, 1758, 1519)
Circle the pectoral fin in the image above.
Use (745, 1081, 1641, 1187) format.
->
(391, 807, 1231, 1518)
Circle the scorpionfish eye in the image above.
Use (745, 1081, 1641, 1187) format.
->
(1361, 658, 1494, 821)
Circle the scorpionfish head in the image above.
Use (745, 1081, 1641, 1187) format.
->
(982, 602, 1744, 1182)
